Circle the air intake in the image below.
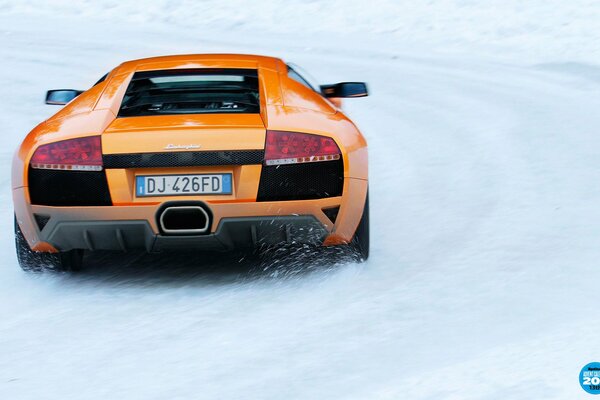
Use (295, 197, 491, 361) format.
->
(322, 206, 340, 224)
(33, 214, 51, 231)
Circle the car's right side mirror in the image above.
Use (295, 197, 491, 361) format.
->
(45, 89, 83, 105)
(320, 82, 368, 98)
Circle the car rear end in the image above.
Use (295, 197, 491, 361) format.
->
(16, 62, 354, 256)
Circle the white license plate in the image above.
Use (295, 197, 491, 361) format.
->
(135, 174, 232, 197)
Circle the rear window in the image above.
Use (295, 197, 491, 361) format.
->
(118, 69, 259, 117)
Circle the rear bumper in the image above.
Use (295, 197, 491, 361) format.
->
(38, 216, 327, 252)
(14, 178, 368, 252)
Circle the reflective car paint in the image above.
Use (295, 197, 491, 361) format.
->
(12, 54, 368, 251)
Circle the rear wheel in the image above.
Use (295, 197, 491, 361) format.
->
(14, 217, 83, 272)
(351, 191, 369, 261)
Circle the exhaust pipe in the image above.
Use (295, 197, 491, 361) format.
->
(159, 205, 210, 235)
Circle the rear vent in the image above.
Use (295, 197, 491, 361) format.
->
(322, 206, 340, 224)
(33, 214, 50, 231)
(28, 169, 112, 206)
(257, 159, 343, 201)
(103, 150, 264, 169)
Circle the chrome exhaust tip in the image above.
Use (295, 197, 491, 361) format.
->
(159, 205, 210, 235)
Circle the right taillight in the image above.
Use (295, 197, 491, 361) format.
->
(264, 130, 341, 166)
(30, 136, 103, 171)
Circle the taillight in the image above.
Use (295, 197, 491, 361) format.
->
(30, 136, 103, 171)
(264, 130, 341, 166)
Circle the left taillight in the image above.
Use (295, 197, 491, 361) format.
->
(264, 130, 341, 166)
(30, 136, 103, 171)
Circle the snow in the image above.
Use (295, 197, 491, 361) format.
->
(1, 2, 600, 399)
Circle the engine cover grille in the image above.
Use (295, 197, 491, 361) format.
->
(103, 150, 264, 169)
(28, 169, 112, 206)
(257, 159, 343, 201)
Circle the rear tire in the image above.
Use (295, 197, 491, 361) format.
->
(351, 191, 369, 261)
(15, 217, 83, 272)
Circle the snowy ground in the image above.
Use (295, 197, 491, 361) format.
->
(1, 3, 600, 399)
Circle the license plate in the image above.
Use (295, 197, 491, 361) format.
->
(135, 174, 232, 197)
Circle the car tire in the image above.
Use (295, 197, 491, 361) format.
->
(351, 191, 369, 261)
(14, 216, 83, 272)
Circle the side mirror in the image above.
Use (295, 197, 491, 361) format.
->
(320, 82, 368, 98)
(45, 89, 83, 105)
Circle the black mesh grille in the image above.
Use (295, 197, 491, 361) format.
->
(103, 150, 264, 169)
(257, 159, 343, 201)
(28, 169, 112, 206)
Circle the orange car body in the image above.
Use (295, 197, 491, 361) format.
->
(13, 54, 368, 254)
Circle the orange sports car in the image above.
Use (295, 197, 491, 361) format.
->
(12, 54, 369, 271)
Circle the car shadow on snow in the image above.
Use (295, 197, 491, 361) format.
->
(59, 245, 360, 287)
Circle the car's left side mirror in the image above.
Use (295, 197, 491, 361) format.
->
(320, 82, 368, 98)
(45, 89, 83, 105)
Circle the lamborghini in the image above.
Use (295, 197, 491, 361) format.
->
(12, 54, 369, 271)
